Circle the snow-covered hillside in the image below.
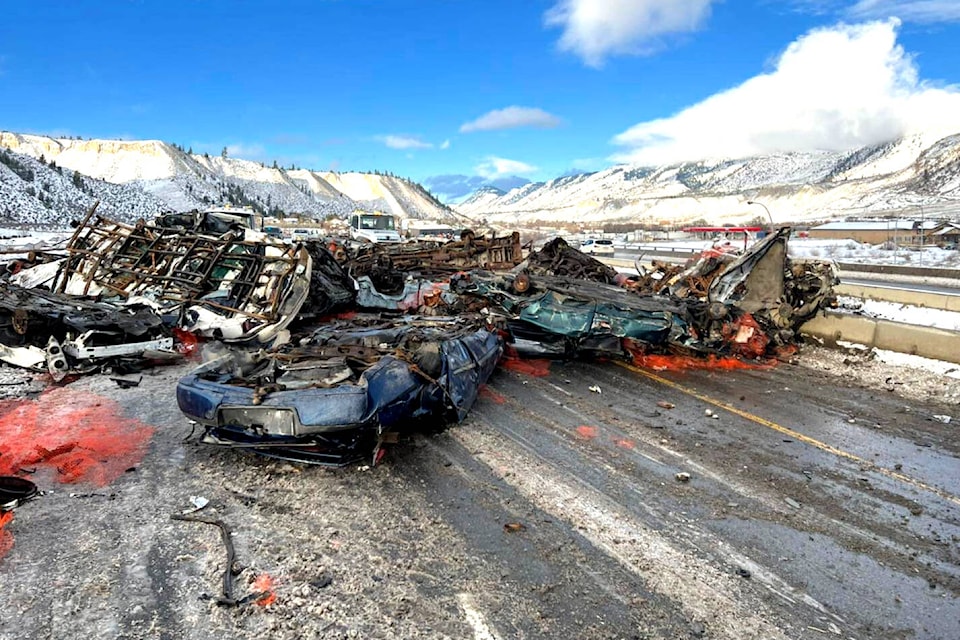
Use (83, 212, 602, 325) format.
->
(0, 147, 168, 226)
(457, 132, 960, 226)
(0, 131, 453, 224)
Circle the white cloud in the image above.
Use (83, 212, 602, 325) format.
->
(225, 143, 266, 159)
(788, 1, 960, 23)
(460, 106, 562, 133)
(848, 0, 960, 22)
(475, 156, 538, 179)
(440, 139, 451, 150)
(611, 19, 960, 165)
(544, 0, 715, 66)
(378, 135, 433, 150)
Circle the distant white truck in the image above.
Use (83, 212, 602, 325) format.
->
(349, 211, 402, 243)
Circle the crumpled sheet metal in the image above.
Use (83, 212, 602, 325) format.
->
(47, 212, 312, 343)
(524, 237, 620, 284)
(346, 232, 524, 282)
(459, 227, 836, 361)
(452, 272, 685, 358)
(176, 315, 503, 465)
(354, 276, 460, 313)
(0, 280, 175, 377)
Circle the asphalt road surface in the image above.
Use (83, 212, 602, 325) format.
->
(0, 355, 957, 639)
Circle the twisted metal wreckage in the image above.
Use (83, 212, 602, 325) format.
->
(0, 208, 837, 465)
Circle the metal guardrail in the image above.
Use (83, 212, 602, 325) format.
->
(835, 262, 960, 279)
(626, 245, 698, 255)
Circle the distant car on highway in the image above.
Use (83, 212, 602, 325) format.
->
(580, 238, 615, 256)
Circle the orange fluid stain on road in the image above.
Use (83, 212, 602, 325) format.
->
(0, 511, 14, 560)
(500, 346, 552, 378)
(576, 425, 598, 439)
(479, 385, 507, 404)
(501, 357, 552, 377)
(0, 387, 155, 560)
(0, 387, 155, 485)
(631, 353, 771, 372)
(252, 574, 277, 606)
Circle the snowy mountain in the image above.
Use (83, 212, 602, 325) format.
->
(457, 132, 960, 226)
(0, 132, 453, 226)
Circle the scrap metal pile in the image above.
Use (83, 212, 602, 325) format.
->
(0, 210, 837, 465)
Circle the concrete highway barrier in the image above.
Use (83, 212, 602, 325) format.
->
(835, 282, 960, 312)
(800, 311, 960, 365)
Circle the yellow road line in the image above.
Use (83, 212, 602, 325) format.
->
(615, 360, 960, 508)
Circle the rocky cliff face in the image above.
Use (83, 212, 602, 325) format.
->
(0, 132, 453, 226)
(456, 132, 960, 225)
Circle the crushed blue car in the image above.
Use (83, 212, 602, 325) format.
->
(176, 314, 502, 466)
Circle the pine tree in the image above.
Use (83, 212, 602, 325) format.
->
(221, 147, 228, 159)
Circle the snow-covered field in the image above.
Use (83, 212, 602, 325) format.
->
(837, 297, 960, 331)
(0, 227, 71, 249)
(788, 238, 960, 268)
(615, 236, 960, 268)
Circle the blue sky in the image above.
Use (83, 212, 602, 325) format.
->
(2, 1, 960, 200)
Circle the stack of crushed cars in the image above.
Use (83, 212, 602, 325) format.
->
(0, 209, 837, 466)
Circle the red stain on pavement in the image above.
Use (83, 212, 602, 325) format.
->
(614, 438, 635, 450)
(499, 346, 551, 378)
(0, 511, 14, 560)
(501, 357, 551, 377)
(0, 387, 155, 486)
(576, 425, 598, 439)
(479, 385, 507, 404)
(252, 574, 277, 606)
(631, 353, 770, 372)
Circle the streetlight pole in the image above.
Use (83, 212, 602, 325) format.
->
(919, 204, 925, 266)
(747, 201, 774, 233)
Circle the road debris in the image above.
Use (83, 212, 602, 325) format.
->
(170, 512, 273, 607)
(0, 211, 840, 466)
(675, 472, 692, 482)
(183, 495, 209, 514)
(0, 476, 38, 510)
